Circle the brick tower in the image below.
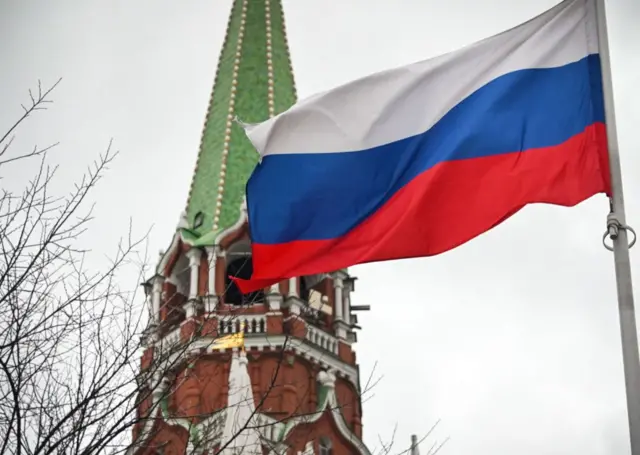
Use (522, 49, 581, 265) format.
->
(129, 1, 370, 454)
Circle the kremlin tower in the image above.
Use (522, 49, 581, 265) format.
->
(128, 1, 371, 453)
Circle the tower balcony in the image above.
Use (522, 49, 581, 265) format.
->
(144, 224, 360, 355)
(141, 239, 362, 372)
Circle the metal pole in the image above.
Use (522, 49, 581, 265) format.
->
(595, 0, 640, 453)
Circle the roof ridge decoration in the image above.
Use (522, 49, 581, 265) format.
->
(181, 0, 298, 247)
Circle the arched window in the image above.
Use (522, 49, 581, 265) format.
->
(300, 274, 327, 303)
(162, 253, 189, 325)
(224, 242, 264, 305)
(299, 276, 311, 302)
(319, 436, 332, 455)
(168, 253, 190, 297)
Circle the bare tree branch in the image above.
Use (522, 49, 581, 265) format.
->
(0, 80, 443, 455)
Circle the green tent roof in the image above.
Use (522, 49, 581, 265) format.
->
(183, 0, 297, 245)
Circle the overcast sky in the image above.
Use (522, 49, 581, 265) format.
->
(1, 0, 639, 454)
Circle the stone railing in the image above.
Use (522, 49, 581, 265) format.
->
(156, 314, 343, 357)
(218, 314, 267, 335)
(305, 325, 339, 355)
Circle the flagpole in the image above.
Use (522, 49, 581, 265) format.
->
(595, 0, 640, 453)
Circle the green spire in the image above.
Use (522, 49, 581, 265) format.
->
(182, 0, 297, 245)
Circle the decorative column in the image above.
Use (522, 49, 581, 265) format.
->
(283, 276, 307, 340)
(140, 285, 159, 371)
(333, 275, 349, 340)
(151, 275, 164, 325)
(184, 248, 202, 318)
(288, 277, 299, 298)
(334, 277, 344, 321)
(266, 282, 283, 312)
(205, 246, 219, 312)
(343, 281, 352, 326)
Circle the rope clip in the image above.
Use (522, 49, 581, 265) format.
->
(602, 212, 636, 251)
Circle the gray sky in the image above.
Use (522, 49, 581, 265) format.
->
(1, 0, 639, 453)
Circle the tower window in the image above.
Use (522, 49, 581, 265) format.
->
(319, 436, 332, 455)
(299, 276, 311, 302)
(224, 242, 264, 305)
(300, 274, 327, 302)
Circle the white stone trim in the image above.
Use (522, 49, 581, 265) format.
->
(276, 383, 370, 455)
(183, 299, 199, 319)
(154, 333, 359, 386)
(343, 280, 353, 326)
(151, 275, 164, 325)
(204, 294, 218, 313)
(332, 269, 350, 281)
(197, 409, 288, 454)
(193, 400, 369, 455)
(326, 391, 370, 455)
(267, 292, 283, 311)
(305, 325, 339, 355)
(186, 248, 203, 300)
(205, 246, 219, 302)
(156, 232, 181, 275)
(217, 314, 268, 335)
(288, 277, 298, 298)
(158, 326, 181, 354)
(285, 297, 304, 316)
(333, 277, 345, 339)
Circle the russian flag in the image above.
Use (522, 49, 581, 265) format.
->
(235, 0, 611, 293)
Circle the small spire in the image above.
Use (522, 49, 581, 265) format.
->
(219, 350, 261, 454)
(410, 435, 420, 455)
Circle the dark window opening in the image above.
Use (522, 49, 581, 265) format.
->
(225, 256, 264, 305)
(299, 276, 311, 301)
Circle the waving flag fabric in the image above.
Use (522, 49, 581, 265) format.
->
(235, 0, 610, 293)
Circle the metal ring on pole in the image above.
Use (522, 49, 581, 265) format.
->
(602, 220, 637, 252)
